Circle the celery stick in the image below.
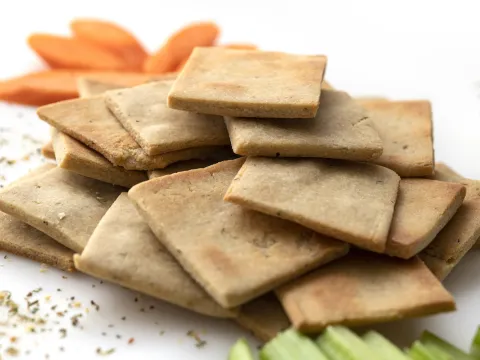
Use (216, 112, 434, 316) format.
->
(420, 331, 471, 359)
(260, 328, 328, 360)
(408, 341, 438, 360)
(316, 326, 382, 360)
(470, 326, 480, 358)
(363, 331, 412, 359)
(229, 338, 255, 360)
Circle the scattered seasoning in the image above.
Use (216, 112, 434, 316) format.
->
(3, 255, 8, 260)
(5, 347, 19, 356)
(9, 336, 17, 343)
(134, 297, 138, 302)
(59, 347, 65, 352)
(70, 297, 75, 301)
(71, 314, 82, 327)
(100, 281, 103, 284)
(72, 302, 82, 308)
(96, 348, 115, 356)
(187, 330, 207, 349)
(90, 300, 100, 311)
(59, 328, 67, 338)
(44, 296, 51, 302)
(128, 337, 135, 345)
(26, 324, 36, 333)
(159, 331, 165, 336)
(56, 289, 61, 292)
(108, 324, 114, 328)
(116, 334, 122, 339)
(50, 305, 57, 311)
(149, 305, 154, 310)
(121, 316, 126, 321)
(56, 312, 64, 317)
(91, 284, 96, 288)
(139, 308, 145, 312)
(102, 332, 107, 336)
(62, 276, 68, 280)
(32, 288, 42, 294)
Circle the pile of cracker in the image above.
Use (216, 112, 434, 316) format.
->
(1, 47, 479, 341)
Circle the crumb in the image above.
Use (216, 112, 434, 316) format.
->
(57, 212, 66, 220)
(121, 316, 126, 321)
(5, 347, 19, 356)
(59, 328, 67, 338)
(128, 338, 134, 345)
(96, 348, 115, 356)
(90, 300, 100, 311)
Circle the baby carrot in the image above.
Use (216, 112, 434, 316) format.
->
(28, 34, 129, 71)
(144, 22, 220, 74)
(70, 19, 148, 71)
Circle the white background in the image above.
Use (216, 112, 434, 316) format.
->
(1, 0, 480, 358)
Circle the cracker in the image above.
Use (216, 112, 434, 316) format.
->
(276, 251, 455, 333)
(129, 159, 348, 308)
(431, 163, 464, 182)
(105, 81, 229, 155)
(52, 128, 147, 188)
(419, 164, 480, 279)
(41, 142, 55, 160)
(359, 100, 434, 176)
(37, 96, 233, 170)
(225, 157, 400, 253)
(168, 47, 326, 118)
(0, 167, 122, 252)
(236, 293, 290, 342)
(0, 164, 74, 271)
(225, 90, 382, 160)
(385, 179, 466, 259)
(74, 193, 235, 318)
(148, 159, 221, 179)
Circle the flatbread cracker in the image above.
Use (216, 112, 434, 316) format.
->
(431, 163, 464, 182)
(77, 78, 122, 97)
(37, 96, 233, 170)
(385, 179, 466, 259)
(129, 159, 348, 308)
(148, 159, 221, 179)
(105, 81, 229, 155)
(41, 142, 55, 160)
(168, 47, 326, 118)
(0, 167, 122, 252)
(276, 251, 455, 333)
(236, 293, 290, 342)
(225, 90, 382, 160)
(74, 193, 235, 318)
(52, 128, 147, 188)
(0, 164, 74, 271)
(359, 100, 434, 177)
(225, 157, 400, 253)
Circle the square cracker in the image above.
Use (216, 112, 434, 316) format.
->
(128, 159, 348, 308)
(225, 90, 383, 160)
(52, 128, 147, 188)
(358, 99, 434, 177)
(41, 142, 55, 160)
(385, 179, 465, 259)
(0, 164, 74, 271)
(168, 47, 327, 118)
(225, 157, 400, 253)
(105, 81, 230, 155)
(74, 193, 235, 318)
(236, 293, 290, 342)
(0, 167, 122, 252)
(276, 251, 455, 333)
(37, 96, 233, 170)
(148, 159, 225, 179)
(419, 164, 480, 279)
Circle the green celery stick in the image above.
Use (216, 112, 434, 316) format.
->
(423, 343, 454, 360)
(420, 331, 471, 359)
(316, 326, 382, 360)
(408, 341, 438, 360)
(229, 338, 255, 360)
(260, 328, 329, 360)
(470, 326, 480, 358)
(363, 331, 412, 359)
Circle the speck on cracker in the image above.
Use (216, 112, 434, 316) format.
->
(168, 47, 327, 118)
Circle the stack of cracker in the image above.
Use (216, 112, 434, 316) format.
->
(1, 47, 478, 341)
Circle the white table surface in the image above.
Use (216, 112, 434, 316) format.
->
(1, 0, 480, 358)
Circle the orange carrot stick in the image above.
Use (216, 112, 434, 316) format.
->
(0, 70, 177, 106)
(70, 19, 148, 71)
(222, 43, 258, 50)
(28, 34, 130, 71)
(144, 22, 220, 74)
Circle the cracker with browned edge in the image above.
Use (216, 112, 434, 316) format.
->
(168, 48, 326, 119)
(225, 90, 382, 160)
(148, 159, 222, 179)
(105, 81, 229, 155)
(41, 142, 55, 160)
(419, 164, 480, 279)
(0, 167, 122, 252)
(129, 159, 348, 308)
(52, 128, 147, 188)
(37, 97, 233, 170)
(385, 179, 465, 259)
(276, 251, 455, 333)
(236, 293, 290, 342)
(359, 100, 434, 176)
(225, 157, 400, 253)
(0, 164, 74, 271)
(75, 193, 235, 318)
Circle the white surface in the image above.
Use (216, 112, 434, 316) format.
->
(1, 0, 480, 358)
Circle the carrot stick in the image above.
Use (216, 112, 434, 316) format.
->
(144, 22, 220, 74)
(70, 19, 148, 71)
(0, 70, 177, 106)
(222, 43, 258, 50)
(28, 34, 130, 71)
